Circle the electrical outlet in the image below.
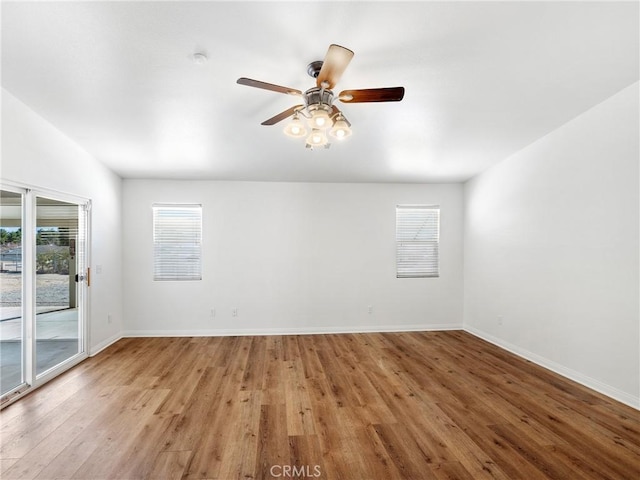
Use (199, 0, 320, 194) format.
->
(498, 315, 503, 326)
(210, 308, 216, 318)
(107, 313, 112, 324)
(368, 305, 373, 314)
(232, 308, 238, 317)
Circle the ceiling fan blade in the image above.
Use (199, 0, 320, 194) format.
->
(339, 87, 405, 103)
(261, 105, 304, 126)
(237, 77, 302, 96)
(316, 44, 354, 89)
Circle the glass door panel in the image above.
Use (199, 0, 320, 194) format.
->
(0, 190, 24, 395)
(1, 187, 88, 405)
(35, 196, 84, 377)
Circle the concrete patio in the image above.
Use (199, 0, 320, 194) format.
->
(1, 308, 80, 395)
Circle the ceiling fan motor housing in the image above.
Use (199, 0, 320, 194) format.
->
(304, 87, 334, 109)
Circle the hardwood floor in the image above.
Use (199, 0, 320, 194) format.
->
(1, 331, 639, 479)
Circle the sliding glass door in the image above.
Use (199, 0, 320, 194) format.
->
(35, 196, 86, 377)
(0, 189, 24, 395)
(1, 186, 89, 404)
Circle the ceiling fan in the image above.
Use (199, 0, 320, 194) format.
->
(237, 44, 405, 149)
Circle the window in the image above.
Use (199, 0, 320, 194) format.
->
(153, 204, 202, 281)
(396, 205, 440, 278)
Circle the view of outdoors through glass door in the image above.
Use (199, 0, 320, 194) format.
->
(1, 188, 87, 401)
(0, 190, 24, 395)
(35, 196, 84, 377)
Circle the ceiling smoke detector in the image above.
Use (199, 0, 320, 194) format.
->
(192, 52, 208, 65)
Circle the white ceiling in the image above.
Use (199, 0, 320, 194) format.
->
(2, 1, 638, 183)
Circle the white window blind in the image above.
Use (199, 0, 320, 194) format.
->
(153, 204, 202, 281)
(396, 205, 440, 278)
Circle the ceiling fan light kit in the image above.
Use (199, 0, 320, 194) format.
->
(237, 44, 405, 150)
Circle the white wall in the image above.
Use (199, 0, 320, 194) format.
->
(463, 83, 640, 408)
(122, 180, 464, 335)
(1, 89, 123, 354)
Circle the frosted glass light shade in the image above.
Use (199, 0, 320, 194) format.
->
(306, 129, 328, 147)
(329, 118, 352, 139)
(309, 109, 332, 129)
(283, 116, 307, 137)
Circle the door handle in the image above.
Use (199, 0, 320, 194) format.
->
(75, 269, 90, 286)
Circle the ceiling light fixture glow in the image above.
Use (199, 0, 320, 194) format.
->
(309, 108, 331, 129)
(329, 115, 352, 139)
(283, 113, 307, 138)
(306, 128, 328, 148)
(288, 87, 351, 149)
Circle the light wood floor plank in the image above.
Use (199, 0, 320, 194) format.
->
(1, 331, 639, 479)
(147, 450, 192, 480)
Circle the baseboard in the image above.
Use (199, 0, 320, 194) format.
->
(122, 323, 463, 338)
(89, 333, 123, 356)
(464, 325, 640, 410)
